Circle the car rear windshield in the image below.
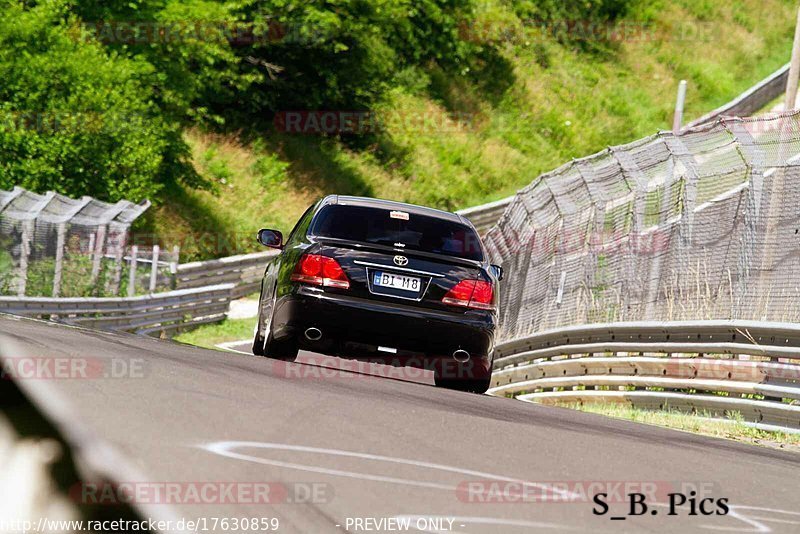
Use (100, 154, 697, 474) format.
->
(309, 205, 484, 261)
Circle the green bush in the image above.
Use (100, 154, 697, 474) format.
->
(0, 0, 200, 203)
(232, 0, 490, 114)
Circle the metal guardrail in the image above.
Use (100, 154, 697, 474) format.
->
(0, 248, 277, 336)
(176, 250, 277, 298)
(489, 321, 800, 429)
(0, 283, 235, 336)
(456, 196, 513, 235)
(684, 63, 789, 129)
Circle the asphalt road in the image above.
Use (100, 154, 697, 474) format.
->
(2, 314, 799, 534)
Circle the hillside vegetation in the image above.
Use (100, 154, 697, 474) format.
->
(0, 1, 795, 259)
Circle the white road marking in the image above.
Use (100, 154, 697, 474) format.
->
(216, 340, 250, 353)
(201, 441, 580, 500)
(701, 506, 800, 533)
(648, 502, 800, 533)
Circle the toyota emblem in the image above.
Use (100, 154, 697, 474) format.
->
(393, 255, 409, 266)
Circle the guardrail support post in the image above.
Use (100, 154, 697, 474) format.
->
(127, 245, 138, 297)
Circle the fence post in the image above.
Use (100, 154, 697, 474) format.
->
(673, 80, 687, 134)
(170, 245, 180, 290)
(89, 224, 107, 290)
(108, 227, 127, 296)
(52, 223, 67, 297)
(785, 7, 800, 111)
(149, 245, 160, 292)
(611, 147, 649, 317)
(728, 120, 766, 319)
(577, 158, 609, 323)
(663, 136, 700, 317)
(128, 245, 138, 297)
(16, 220, 33, 296)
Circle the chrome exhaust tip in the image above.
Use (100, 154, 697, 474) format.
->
(453, 349, 470, 363)
(304, 327, 322, 341)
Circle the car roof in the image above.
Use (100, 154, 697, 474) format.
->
(319, 195, 468, 225)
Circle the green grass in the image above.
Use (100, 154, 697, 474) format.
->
(146, 0, 799, 260)
(566, 402, 800, 450)
(174, 317, 255, 350)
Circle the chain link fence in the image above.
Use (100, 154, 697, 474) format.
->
(0, 187, 157, 297)
(485, 110, 800, 341)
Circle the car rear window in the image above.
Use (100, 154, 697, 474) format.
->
(309, 205, 484, 261)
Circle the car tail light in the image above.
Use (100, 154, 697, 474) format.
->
(442, 280, 494, 310)
(291, 254, 350, 289)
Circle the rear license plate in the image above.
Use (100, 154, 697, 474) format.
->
(373, 271, 421, 292)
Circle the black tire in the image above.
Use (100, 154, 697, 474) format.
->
(253, 298, 298, 362)
(252, 304, 267, 356)
(262, 329, 299, 362)
(433, 355, 493, 394)
(252, 331, 266, 356)
(434, 374, 492, 394)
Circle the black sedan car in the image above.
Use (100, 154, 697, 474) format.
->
(252, 195, 502, 393)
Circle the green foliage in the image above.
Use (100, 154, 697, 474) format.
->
(0, 235, 14, 293)
(233, 0, 490, 114)
(73, 0, 260, 126)
(0, 0, 201, 202)
(512, 0, 631, 25)
(2, 0, 792, 268)
(251, 153, 290, 189)
(1, 0, 493, 203)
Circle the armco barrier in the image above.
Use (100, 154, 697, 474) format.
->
(683, 63, 789, 129)
(456, 196, 513, 235)
(175, 250, 277, 298)
(0, 283, 235, 336)
(489, 320, 800, 429)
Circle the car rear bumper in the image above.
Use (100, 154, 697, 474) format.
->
(271, 287, 495, 373)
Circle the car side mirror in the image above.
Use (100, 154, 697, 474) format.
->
(490, 264, 504, 281)
(257, 229, 283, 249)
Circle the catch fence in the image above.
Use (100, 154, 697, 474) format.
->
(0, 187, 153, 297)
(484, 110, 800, 341)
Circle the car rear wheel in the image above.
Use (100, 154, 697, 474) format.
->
(253, 302, 299, 362)
(263, 331, 299, 362)
(434, 374, 492, 394)
(252, 305, 267, 356)
(252, 331, 266, 356)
